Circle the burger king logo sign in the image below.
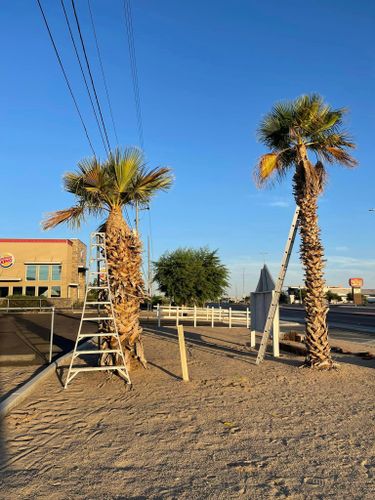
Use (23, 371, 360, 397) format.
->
(0, 253, 15, 269)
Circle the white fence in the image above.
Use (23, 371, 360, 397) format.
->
(155, 304, 250, 329)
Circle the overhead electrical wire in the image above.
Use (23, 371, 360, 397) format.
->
(123, 0, 144, 149)
(60, 0, 109, 156)
(70, 0, 112, 153)
(36, 0, 96, 156)
(87, 0, 120, 147)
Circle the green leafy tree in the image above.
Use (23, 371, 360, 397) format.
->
(153, 247, 229, 306)
(256, 94, 356, 369)
(325, 291, 342, 303)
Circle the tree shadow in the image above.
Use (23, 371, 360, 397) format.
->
(144, 325, 260, 365)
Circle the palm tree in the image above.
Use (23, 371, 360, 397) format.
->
(255, 94, 357, 369)
(43, 147, 173, 367)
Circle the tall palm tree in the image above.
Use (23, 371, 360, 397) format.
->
(255, 94, 357, 369)
(43, 147, 173, 367)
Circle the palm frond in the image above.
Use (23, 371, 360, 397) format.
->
(111, 147, 144, 194)
(321, 147, 357, 167)
(42, 205, 86, 230)
(254, 153, 288, 187)
(123, 166, 174, 205)
(256, 94, 357, 192)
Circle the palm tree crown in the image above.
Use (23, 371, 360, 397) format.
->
(43, 147, 173, 230)
(255, 94, 357, 187)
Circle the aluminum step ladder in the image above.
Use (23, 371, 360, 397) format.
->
(64, 232, 131, 388)
(256, 206, 300, 364)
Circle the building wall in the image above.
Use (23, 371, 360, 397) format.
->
(0, 239, 86, 300)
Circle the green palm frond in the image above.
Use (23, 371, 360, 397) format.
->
(107, 147, 144, 194)
(132, 167, 173, 201)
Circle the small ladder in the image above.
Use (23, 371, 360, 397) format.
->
(256, 206, 300, 364)
(64, 232, 131, 388)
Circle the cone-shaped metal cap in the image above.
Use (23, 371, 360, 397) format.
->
(255, 264, 275, 292)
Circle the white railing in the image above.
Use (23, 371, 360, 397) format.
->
(0, 298, 51, 312)
(0, 306, 55, 363)
(155, 304, 250, 329)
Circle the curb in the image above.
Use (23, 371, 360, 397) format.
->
(0, 341, 90, 419)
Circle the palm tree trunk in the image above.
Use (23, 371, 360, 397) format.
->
(100, 206, 147, 368)
(294, 155, 334, 369)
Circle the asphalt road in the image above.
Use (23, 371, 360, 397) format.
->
(280, 305, 375, 334)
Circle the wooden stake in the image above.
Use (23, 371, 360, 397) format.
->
(177, 325, 189, 382)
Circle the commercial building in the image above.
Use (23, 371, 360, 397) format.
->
(0, 238, 86, 302)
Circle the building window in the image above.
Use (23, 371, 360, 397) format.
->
(51, 265, 62, 281)
(38, 286, 48, 297)
(26, 286, 36, 296)
(51, 286, 61, 297)
(12, 287, 23, 296)
(0, 287, 9, 298)
(39, 265, 49, 281)
(26, 265, 37, 281)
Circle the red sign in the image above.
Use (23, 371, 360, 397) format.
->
(0, 253, 15, 269)
(349, 278, 363, 288)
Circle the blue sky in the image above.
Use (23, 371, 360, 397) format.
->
(1, 0, 375, 294)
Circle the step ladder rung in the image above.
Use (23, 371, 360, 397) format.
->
(74, 349, 122, 355)
(70, 366, 128, 372)
(82, 316, 114, 321)
(78, 333, 119, 338)
(85, 301, 111, 305)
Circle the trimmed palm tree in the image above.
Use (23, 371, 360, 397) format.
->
(255, 94, 357, 369)
(43, 147, 173, 367)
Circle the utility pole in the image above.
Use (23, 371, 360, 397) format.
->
(147, 235, 152, 297)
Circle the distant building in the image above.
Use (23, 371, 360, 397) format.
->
(287, 285, 375, 304)
(0, 238, 86, 302)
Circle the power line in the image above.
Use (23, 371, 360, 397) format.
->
(36, 0, 96, 156)
(70, 0, 112, 153)
(60, 0, 109, 155)
(87, 0, 119, 147)
(123, 0, 144, 149)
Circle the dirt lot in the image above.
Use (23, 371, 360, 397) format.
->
(1, 325, 374, 499)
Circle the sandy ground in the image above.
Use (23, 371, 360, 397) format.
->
(1, 325, 374, 499)
(0, 366, 41, 401)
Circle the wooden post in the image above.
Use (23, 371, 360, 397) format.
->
(229, 307, 232, 329)
(194, 305, 197, 327)
(250, 330, 256, 348)
(211, 307, 214, 328)
(219, 306, 222, 321)
(246, 307, 250, 328)
(176, 306, 179, 326)
(177, 325, 189, 382)
(272, 291, 280, 357)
